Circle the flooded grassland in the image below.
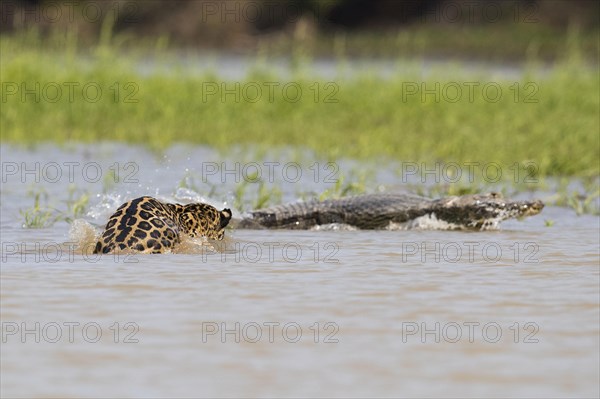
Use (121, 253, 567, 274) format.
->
(1, 143, 598, 398)
(1, 29, 599, 398)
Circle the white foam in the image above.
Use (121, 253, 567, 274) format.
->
(310, 223, 359, 231)
(385, 213, 502, 231)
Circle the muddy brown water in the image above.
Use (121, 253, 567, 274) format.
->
(1, 144, 598, 397)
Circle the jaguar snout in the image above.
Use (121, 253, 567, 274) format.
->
(220, 208, 232, 229)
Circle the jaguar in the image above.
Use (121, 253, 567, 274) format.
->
(93, 196, 231, 254)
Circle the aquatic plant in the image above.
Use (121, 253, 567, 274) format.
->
(19, 186, 91, 228)
(19, 192, 60, 228)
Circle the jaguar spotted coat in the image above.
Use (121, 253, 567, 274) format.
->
(93, 196, 231, 254)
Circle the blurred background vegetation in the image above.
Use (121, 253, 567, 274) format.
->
(1, 0, 599, 59)
(1, 0, 599, 181)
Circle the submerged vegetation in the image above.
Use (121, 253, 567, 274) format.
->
(19, 190, 60, 229)
(19, 186, 91, 228)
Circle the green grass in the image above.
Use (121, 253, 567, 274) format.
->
(19, 191, 60, 228)
(19, 185, 91, 228)
(271, 22, 600, 63)
(1, 30, 599, 179)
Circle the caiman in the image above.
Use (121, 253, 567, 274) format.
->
(234, 192, 544, 230)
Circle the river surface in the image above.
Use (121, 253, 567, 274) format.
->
(1, 143, 598, 398)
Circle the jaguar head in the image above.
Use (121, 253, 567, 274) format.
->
(180, 203, 232, 240)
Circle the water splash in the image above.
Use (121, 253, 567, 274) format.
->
(386, 213, 503, 231)
(310, 223, 359, 231)
(68, 218, 100, 255)
(86, 193, 124, 221)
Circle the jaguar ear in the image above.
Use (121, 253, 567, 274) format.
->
(220, 208, 232, 228)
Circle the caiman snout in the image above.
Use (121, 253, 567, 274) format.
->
(519, 200, 544, 217)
